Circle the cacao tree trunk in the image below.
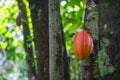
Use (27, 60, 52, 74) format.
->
(99, 0, 120, 79)
(27, 0, 49, 80)
(17, 0, 36, 80)
(49, 0, 69, 80)
(80, 0, 100, 80)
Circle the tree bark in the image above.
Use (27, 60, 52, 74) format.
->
(49, 0, 68, 80)
(17, 0, 36, 80)
(99, 0, 120, 79)
(80, 0, 100, 80)
(27, 0, 49, 80)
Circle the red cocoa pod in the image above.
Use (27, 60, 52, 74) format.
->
(73, 30, 93, 60)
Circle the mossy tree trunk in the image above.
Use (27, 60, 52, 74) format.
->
(80, 0, 99, 80)
(27, 0, 49, 80)
(49, 0, 69, 80)
(17, 0, 36, 80)
(99, 0, 120, 79)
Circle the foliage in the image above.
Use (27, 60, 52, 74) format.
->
(0, 0, 27, 80)
(60, 0, 86, 79)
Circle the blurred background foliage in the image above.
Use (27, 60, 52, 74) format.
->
(60, 0, 86, 80)
(0, 0, 27, 80)
(0, 0, 86, 80)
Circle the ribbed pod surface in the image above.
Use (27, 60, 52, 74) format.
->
(73, 30, 93, 60)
